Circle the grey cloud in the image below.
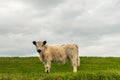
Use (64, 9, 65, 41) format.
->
(24, 0, 65, 9)
(0, 0, 120, 56)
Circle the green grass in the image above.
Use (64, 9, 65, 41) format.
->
(0, 57, 120, 80)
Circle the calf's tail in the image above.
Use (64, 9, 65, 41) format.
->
(76, 44, 80, 66)
(77, 56, 80, 66)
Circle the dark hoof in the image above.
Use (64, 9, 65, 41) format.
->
(46, 70, 49, 73)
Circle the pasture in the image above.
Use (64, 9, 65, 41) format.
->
(0, 57, 120, 80)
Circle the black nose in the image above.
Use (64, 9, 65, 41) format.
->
(37, 49, 41, 53)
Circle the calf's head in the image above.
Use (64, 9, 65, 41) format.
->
(33, 41, 47, 53)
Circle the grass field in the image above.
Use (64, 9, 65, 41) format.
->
(0, 57, 120, 80)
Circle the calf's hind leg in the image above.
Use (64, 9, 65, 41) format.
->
(71, 58, 78, 72)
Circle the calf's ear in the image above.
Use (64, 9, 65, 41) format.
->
(33, 41, 36, 45)
(43, 41, 47, 45)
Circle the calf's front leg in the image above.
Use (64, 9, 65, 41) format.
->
(44, 61, 51, 73)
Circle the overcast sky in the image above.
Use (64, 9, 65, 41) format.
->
(0, 0, 120, 56)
